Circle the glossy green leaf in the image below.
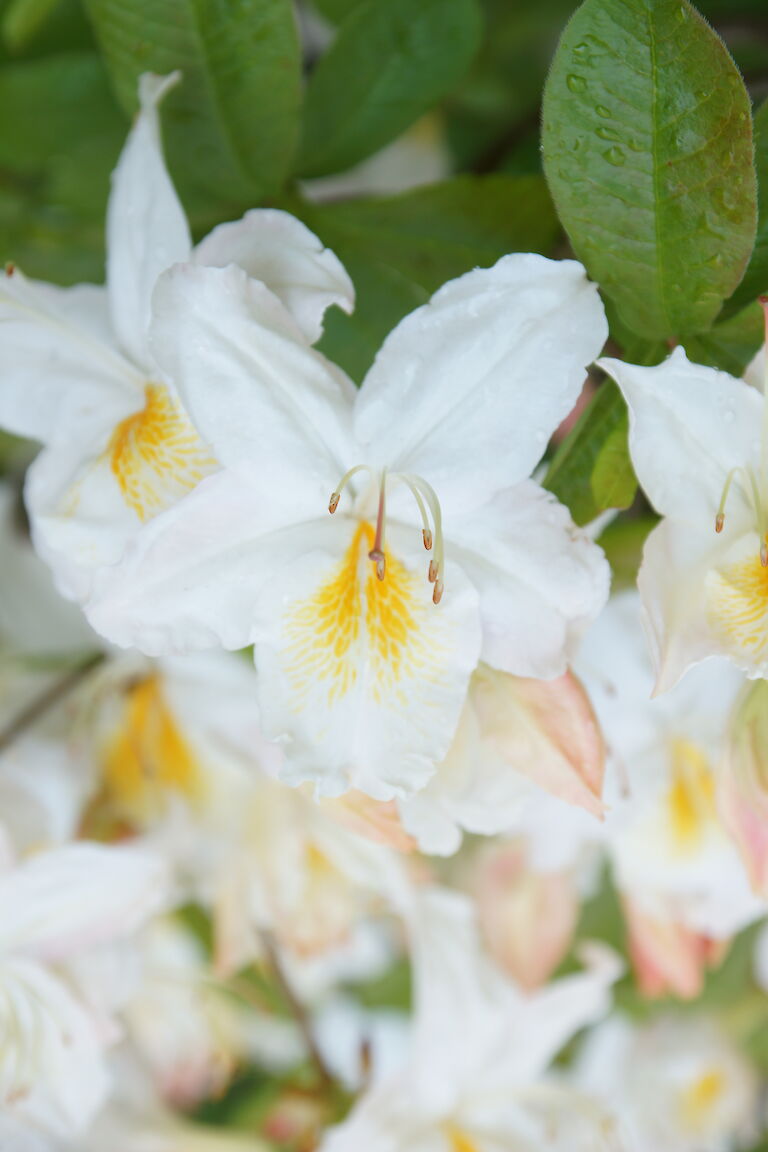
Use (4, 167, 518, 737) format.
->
(597, 514, 656, 589)
(544, 379, 636, 525)
(542, 0, 757, 341)
(85, 0, 301, 206)
(309, 0, 363, 24)
(723, 98, 768, 317)
(301, 173, 559, 380)
(298, 0, 482, 178)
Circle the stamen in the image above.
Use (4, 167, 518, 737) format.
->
(715, 467, 742, 533)
(368, 471, 387, 580)
(403, 473, 446, 603)
(395, 474, 434, 552)
(432, 579, 444, 605)
(5, 262, 14, 277)
(329, 464, 371, 514)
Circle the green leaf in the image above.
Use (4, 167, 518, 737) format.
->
(723, 98, 768, 317)
(2, 0, 61, 50)
(544, 379, 637, 525)
(542, 0, 757, 342)
(84, 0, 301, 207)
(598, 514, 656, 589)
(298, 0, 482, 178)
(0, 52, 125, 282)
(310, 0, 363, 24)
(684, 299, 764, 376)
(299, 173, 559, 380)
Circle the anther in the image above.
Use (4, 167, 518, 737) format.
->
(432, 579, 444, 605)
(4, 262, 14, 277)
(327, 464, 371, 516)
(370, 550, 386, 581)
(329, 493, 340, 514)
(423, 529, 433, 550)
(428, 559, 438, 583)
(715, 513, 724, 533)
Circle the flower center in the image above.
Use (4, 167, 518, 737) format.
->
(107, 383, 217, 520)
(680, 1068, 725, 1133)
(666, 738, 716, 851)
(329, 466, 445, 604)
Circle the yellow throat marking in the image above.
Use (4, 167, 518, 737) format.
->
(667, 738, 716, 851)
(708, 549, 768, 659)
(100, 674, 202, 821)
(680, 1069, 725, 1132)
(284, 521, 429, 707)
(108, 383, 216, 520)
(444, 1126, 481, 1152)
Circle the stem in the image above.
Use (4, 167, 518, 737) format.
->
(259, 930, 334, 1089)
(0, 651, 106, 755)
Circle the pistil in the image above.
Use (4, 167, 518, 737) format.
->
(368, 472, 387, 581)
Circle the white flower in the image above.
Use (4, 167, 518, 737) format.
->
(0, 841, 165, 1135)
(0, 72, 353, 605)
(601, 323, 768, 690)
(578, 591, 763, 995)
(576, 1014, 760, 1152)
(86, 253, 609, 799)
(320, 888, 620, 1152)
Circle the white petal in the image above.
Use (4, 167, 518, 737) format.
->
(637, 518, 735, 692)
(107, 72, 191, 368)
(600, 348, 762, 525)
(150, 262, 356, 477)
(0, 843, 165, 961)
(354, 255, 608, 511)
(0, 958, 108, 1135)
(448, 480, 610, 678)
(194, 208, 354, 344)
(0, 272, 138, 443)
(254, 519, 481, 800)
(86, 461, 327, 654)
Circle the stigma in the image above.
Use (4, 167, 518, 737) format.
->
(329, 465, 445, 604)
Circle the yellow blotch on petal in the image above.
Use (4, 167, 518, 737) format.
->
(99, 674, 202, 823)
(667, 739, 717, 851)
(680, 1069, 725, 1132)
(708, 551, 768, 661)
(444, 1126, 481, 1152)
(284, 522, 430, 709)
(108, 383, 216, 520)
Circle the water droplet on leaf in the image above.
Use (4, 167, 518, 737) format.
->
(567, 74, 587, 93)
(603, 147, 626, 166)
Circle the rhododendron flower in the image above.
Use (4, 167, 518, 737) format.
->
(87, 253, 609, 799)
(601, 309, 768, 690)
(0, 72, 352, 604)
(0, 841, 165, 1135)
(719, 677, 768, 896)
(578, 592, 762, 995)
(577, 1014, 760, 1152)
(321, 888, 620, 1152)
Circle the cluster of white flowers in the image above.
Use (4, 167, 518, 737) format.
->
(1, 73, 768, 1152)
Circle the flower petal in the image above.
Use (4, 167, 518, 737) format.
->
(194, 208, 354, 344)
(86, 462, 332, 654)
(0, 271, 138, 443)
(354, 254, 608, 511)
(150, 262, 356, 476)
(600, 348, 762, 525)
(0, 843, 165, 961)
(0, 958, 108, 1135)
(253, 519, 481, 800)
(448, 480, 610, 678)
(107, 72, 191, 368)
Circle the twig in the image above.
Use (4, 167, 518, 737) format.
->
(259, 929, 335, 1089)
(0, 651, 106, 754)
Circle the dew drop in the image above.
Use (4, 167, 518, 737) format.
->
(596, 126, 620, 141)
(595, 104, 612, 118)
(676, 4, 687, 20)
(603, 146, 626, 166)
(572, 42, 592, 62)
(628, 138, 643, 152)
(567, 74, 587, 93)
